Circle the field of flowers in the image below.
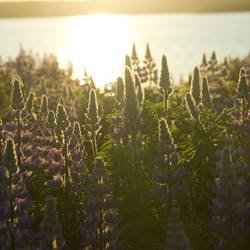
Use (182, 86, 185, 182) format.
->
(0, 45, 249, 250)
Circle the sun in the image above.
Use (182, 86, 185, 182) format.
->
(58, 14, 135, 88)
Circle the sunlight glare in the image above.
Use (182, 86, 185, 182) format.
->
(58, 14, 135, 87)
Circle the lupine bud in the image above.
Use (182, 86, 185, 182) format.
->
(47, 110, 56, 130)
(131, 43, 138, 62)
(73, 122, 82, 138)
(159, 55, 171, 91)
(190, 66, 201, 104)
(239, 67, 246, 77)
(185, 92, 200, 120)
(201, 53, 207, 67)
(145, 43, 152, 60)
(40, 95, 48, 116)
(56, 104, 69, 131)
(158, 118, 173, 146)
(123, 67, 140, 131)
(210, 51, 217, 65)
(201, 76, 212, 108)
(125, 55, 132, 69)
(237, 74, 248, 99)
(11, 80, 25, 111)
(135, 73, 144, 104)
(25, 91, 34, 114)
(166, 207, 190, 250)
(87, 88, 100, 126)
(116, 77, 124, 105)
(3, 139, 18, 172)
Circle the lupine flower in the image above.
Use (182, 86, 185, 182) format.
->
(159, 55, 173, 113)
(115, 77, 124, 107)
(125, 54, 132, 69)
(86, 88, 100, 127)
(210, 51, 218, 66)
(153, 118, 187, 206)
(135, 73, 144, 105)
(123, 66, 140, 133)
(40, 95, 48, 117)
(201, 76, 212, 108)
(211, 142, 248, 249)
(237, 74, 248, 100)
(47, 110, 56, 131)
(56, 104, 70, 132)
(190, 66, 201, 104)
(25, 91, 34, 114)
(201, 53, 208, 68)
(39, 196, 64, 249)
(239, 67, 246, 77)
(159, 55, 171, 93)
(11, 79, 25, 111)
(81, 157, 119, 249)
(0, 138, 33, 249)
(131, 43, 141, 75)
(165, 207, 190, 250)
(140, 43, 158, 86)
(185, 92, 200, 120)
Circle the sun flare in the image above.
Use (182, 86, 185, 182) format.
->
(58, 14, 135, 87)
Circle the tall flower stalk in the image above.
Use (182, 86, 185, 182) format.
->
(10, 79, 25, 167)
(159, 55, 173, 115)
(85, 88, 100, 160)
(81, 157, 119, 250)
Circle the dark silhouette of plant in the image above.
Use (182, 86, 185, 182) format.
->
(39, 196, 64, 249)
(159, 55, 173, 114)
(165, 207, 190, 250)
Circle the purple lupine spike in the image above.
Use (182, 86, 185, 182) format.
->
(211, 140, 248, 249)
(81, 157, 119, 249)
(0, 138, 33, 249)
(153, 118, 187, 207)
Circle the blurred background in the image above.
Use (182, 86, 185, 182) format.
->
(0, 0, 250, 87)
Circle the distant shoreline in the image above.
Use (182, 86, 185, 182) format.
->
(0, 0, 250, 18)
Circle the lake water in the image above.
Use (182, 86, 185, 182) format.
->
(0, 13, 250, 87)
